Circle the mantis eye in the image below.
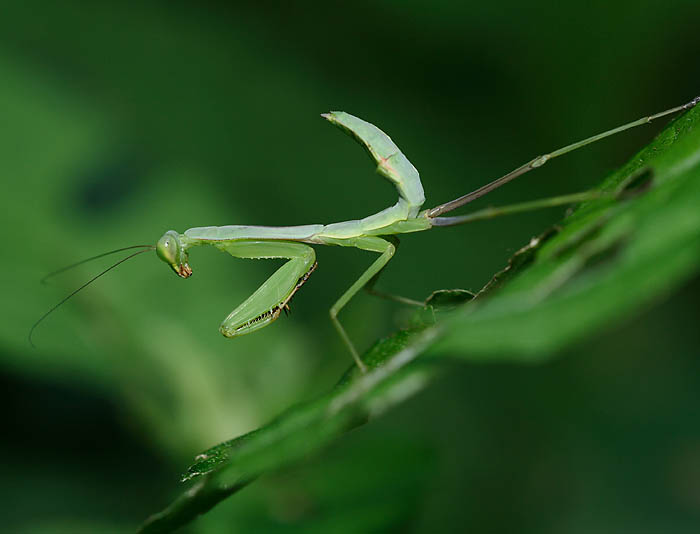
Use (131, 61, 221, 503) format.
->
(156, 231, 181, 265)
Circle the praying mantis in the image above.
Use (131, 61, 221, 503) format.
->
(32, 97, 699, 372)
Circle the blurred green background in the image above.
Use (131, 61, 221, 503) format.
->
(2, 1, 700, 532)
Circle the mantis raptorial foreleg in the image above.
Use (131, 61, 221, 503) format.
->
(327, 236, 397, 372)
(216, 241, 317, 337)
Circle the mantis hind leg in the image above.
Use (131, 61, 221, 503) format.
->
(328, 236, 397, 373)
(217, 241, 316, 337)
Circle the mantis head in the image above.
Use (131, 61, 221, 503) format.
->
(156, 230, 192, 278)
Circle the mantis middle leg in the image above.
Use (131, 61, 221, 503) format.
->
(328, 236, 397, 373)
(362, 236, 425, 307)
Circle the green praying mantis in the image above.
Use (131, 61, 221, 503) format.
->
(32, 97, 699, 372)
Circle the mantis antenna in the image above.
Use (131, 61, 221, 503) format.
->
(41, 244, 154, 284)
(30, 247, 154, 347)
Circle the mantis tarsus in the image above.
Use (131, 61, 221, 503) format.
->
(32, 97, 700, 372)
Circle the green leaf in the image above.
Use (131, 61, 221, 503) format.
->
(140, 104, 700, 533)
(433, 104, 700, 359)
(138, 327, 443, 533)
